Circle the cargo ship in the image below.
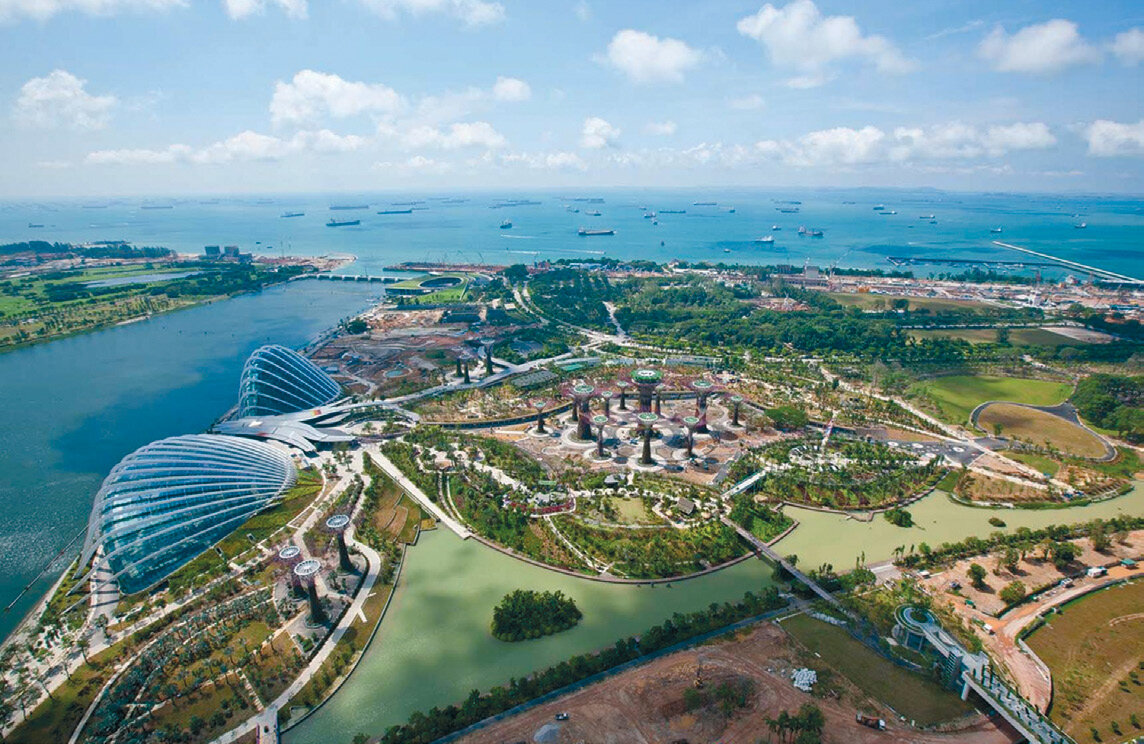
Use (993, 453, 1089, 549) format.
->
(377, 209, 413, 215)
(692, 201, 717, 206)
(756, 235, 775, 243)
(281, 211, 304, 218)
(330, 204, 369, 211)
(500, 220, 512, 229)
(659, 209, 686, 214)
(578, 228, 614, 236)
(327, 218, 361, 227)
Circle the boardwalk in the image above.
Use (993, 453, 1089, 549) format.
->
(719, 515, 855, 619)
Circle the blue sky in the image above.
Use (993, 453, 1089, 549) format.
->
(1, 0, 1141, 196)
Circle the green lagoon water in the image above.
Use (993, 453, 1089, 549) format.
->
(775, 484, 1144, 570)
(285, 529, 775, 744)
(289, 483, 1144, 743)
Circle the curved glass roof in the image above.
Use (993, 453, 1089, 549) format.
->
(80, 434, 296, 594)
(237, 344, 341, 418)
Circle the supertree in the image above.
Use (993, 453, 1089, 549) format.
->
(278, 545, 303, 598)
(689, 379, 720, 433)
(636, 412, 659, 466)
(592, 414, 610, 458)
(293, 560, 327, 625)
(729, 395, 744, 427)
(681, 415, 701, 458)
(630, 368, 663, 413)
(564, 383, 597, 440)
(532, 399, 549, 433)
(616, 380, 630, 411)
(326, 514, 354, 573)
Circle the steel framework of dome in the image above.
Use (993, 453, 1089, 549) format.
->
(80, 434, 297, 594)
(237, 344, 341, 418)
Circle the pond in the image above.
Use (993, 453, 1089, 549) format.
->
(285, 529, 776, 743)
(774, 483, 1144, 570)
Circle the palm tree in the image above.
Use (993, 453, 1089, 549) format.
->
(76, 636, 90, 666)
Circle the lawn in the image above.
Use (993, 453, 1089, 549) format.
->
(829, 293, 993, 314)
(607, 496, 654, 524)
(781, 613, 975, 726)
(216, 469, 324, 559)
(908, 327, 1087, 347)
(1005, 451, 1063, 478)
(1027, 579, 1144, 744)
(5, 639, 129, 744)
(909, 374, 1073, 424)
(976, 403, 1108, 459)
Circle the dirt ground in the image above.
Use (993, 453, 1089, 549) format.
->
(459, 623, 1016, 744)
(921, 532, 1143, 713)
(921, 531, 1144, 617)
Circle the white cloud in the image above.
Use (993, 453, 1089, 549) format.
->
(755, 121, 1056, 167)
(581, 116, 620, 149)
(13, 70, 116, 130)
(978, 20, 1100, 73)
(293, 128, 368, 153)
(491, 76, 531, 102)
(403, 121, 505, 149)
(604, 29, 702, 84)
(501, 150, 587, 170)
(223, 0, 306, 19)
(728, 93, 765, 110)
(0, 0, 185, 22)
(1110, 28, 1144, 66)
(981, 122, 1056, 154)
(270, 70, 403, 127)
(573, 0, 589, 21)
(737, 0, 913, 88)
(86, 144, 191, 165)
(1083, 119, 1144, 157)
(86, 127, 369, 165)
(644, 120, 676, 136)
(356, 0, 504, 27)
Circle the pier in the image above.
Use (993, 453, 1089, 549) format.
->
(993, 241, 1143, 284)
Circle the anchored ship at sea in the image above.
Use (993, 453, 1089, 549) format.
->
(578, 228, 614, 236)
(327, 218, 360, 227)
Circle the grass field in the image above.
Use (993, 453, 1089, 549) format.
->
(1005, 451, 1063, 477)
(908, 327, 1086, 347)
(828, 292, 993, 314)
(1027, 580, 1144, 744)
(977, 403, 1108, 459)
(781, 614, 975, 726)
(908, 374, 1073, 424)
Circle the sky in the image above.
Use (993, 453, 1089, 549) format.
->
(0, 0, 1142, 197)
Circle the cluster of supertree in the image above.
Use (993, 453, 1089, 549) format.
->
(547, 369, 738, 466)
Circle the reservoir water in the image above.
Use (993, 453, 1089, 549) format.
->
(0, 281, 377, 641)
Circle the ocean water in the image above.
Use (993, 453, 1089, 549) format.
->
(2, 189, 1142, 281)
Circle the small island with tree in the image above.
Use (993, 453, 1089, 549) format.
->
(491, 589, 582, 642)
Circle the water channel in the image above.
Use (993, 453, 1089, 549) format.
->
(0, 281, 378, 641)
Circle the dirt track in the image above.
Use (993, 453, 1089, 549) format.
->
(459, 623, 1016, 744)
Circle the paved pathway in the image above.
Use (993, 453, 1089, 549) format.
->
(364, 445, 472, 539)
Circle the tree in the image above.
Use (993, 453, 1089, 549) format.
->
(968, 563, 987, 590)
(999, 581, 1027, 605)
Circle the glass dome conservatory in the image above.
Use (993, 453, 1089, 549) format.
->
(237, 344, 341, 418)
(80, 434, 296, 593)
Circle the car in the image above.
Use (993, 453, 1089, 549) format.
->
(555, 713, 569, 721)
